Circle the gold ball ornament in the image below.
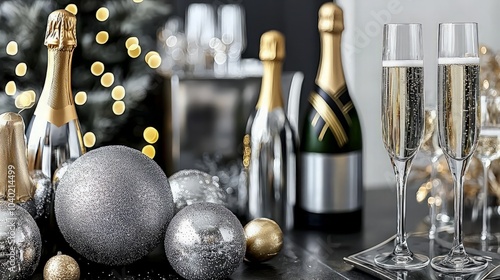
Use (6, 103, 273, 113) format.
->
(43, 254, 80, 280)
(244, 218, 283, 262)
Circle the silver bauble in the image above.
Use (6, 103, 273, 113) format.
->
(55, 145, 174, 266)
(169, 169, 228, 213)
(165, 203, 245, 280)
(31, 170, 52, 220)
(0, 200, 42, 279)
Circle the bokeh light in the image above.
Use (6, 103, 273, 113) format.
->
(142, 145, 155, 159)
(75, 91, 87, 105)
(143, 127, 159, 144)
(111, 86, 125, 101)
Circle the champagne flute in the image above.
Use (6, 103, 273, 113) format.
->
(375, 23, 429, 270)
(431, 22, 488, 273)
(471, 95, 500, 245)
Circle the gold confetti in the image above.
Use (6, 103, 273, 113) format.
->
(65, 4, 78, 15)
(127, 44, 141, 58)
(111, 85, 125, 100)
(125, 37, 139, 49)
(142, 145, 155, 159)
(147, 54, 162, 69)
(6, 41, 18, 56)
(83, 132, 96, 148)
(91, 61, 105, 76)
(75, 91, 87, 105)
(112, 101, 125, 115)
(101, 72, 115, 88)
(133, 0, 144, 3)
(15, 92, 31, 109)
(5, 81, 16, 96)
(96, 7, 110, 22)
(96, 31, 109, 44)
(15, 62, 27, 77)
(143, 127, 159, 144)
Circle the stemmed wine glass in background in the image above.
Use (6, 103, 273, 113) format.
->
(185, 3, 216, 75)
(375, 23, 429, 270)
(469, 95, 500, 246)
(420, 107, 450, 239)
(216, 4, 246, 76)
(431, 22, 488, 273)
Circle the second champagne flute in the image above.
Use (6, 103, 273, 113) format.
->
(375, 23, 429, 270)
(431, 22, 488, 273)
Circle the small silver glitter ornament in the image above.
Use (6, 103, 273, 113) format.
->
(165, 203, 246, 280)
(169, 169, 227, 213)
(55, 145, 175, 266)
(31, 170, 52, 220)
(0, 200, 42, 279)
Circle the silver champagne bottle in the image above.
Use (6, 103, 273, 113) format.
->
(243, 30, 297, 230)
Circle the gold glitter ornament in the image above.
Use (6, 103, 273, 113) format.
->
(244, 218, 283, 262)
(43, 253, 80, 280)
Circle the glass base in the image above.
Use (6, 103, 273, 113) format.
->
(431, 254, 488, 274)
(374, 252, 429, 270)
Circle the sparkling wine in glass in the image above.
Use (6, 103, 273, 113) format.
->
(375, 23, 429, 270)
(431, 22, 488, 274)
(470, 95, 500, 245)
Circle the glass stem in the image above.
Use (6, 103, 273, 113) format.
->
(429, 156, 439, 239)
(448, 157, 469, 257)
(481, 159, 491, 241)
(392, 158, 412, 257)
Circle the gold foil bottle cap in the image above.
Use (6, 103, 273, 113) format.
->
(318, 2, 344, 34)
(0, 112, 35, 202)
(259, 30, 285, 62)
(45, 9, 77, 49)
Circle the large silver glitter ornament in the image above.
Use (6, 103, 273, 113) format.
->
(55, 145, 174, 266)
(165, 203, 246, 280)
(169, 169, 227, 213)
(0, 200, 42, 279)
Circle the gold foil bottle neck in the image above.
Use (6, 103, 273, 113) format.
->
(316, 2, 346, 96)
(256, 30, 285, 111)
(45, 9, 77, 49)
(259, 30, 285, 62)
(318, 2, 344, 34)
(0, 112, 35, 203)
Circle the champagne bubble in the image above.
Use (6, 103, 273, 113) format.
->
(127, 44, 141, 58)
(112, 101, 126, 115)
(5, 81, 16, 96)
(65, 4, 78, 15)
(83, 132, 96, 148)
(111, 85, 125, 100)
(96, 31, 109, 44)
(142, 145, 155, 159)
(6, 41, 18, 56)
(101, 72, 115, 88)
(91, 61, 105, 76)
(96, 7, 110, 22)
(125, 37, 139, 49)
(147, 54, 162, 69)
(75, 91, 87, 105)
(143, 127, 159, 144)
(15, 62, 27, 76)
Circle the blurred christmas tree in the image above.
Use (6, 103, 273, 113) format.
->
(0, 0, 172, 168)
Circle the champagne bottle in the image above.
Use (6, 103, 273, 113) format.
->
(296, 3, 363, 232)
(27, 9, 85, 180)
(26, 9, 85, 258)
(243, 30, 297, 230)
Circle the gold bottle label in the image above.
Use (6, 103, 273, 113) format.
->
(0, 113, 35, 202)
(34, 9, 78, 127)
(256, 30, 285, 111)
